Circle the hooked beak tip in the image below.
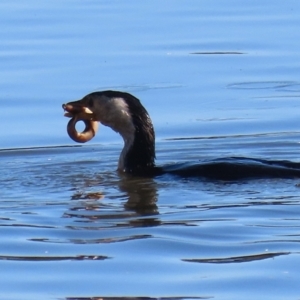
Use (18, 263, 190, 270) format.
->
(62, 102, 94, 119)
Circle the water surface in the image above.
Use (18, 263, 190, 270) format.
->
(1, 1, 300, 299)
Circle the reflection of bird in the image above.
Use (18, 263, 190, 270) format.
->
(63, 90, 300, 179)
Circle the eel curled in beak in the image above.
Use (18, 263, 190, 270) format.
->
(62, 99, 99, 143)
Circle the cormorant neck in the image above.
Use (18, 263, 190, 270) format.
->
(115, 92, 156, 174)
(83, 91, 156, 174)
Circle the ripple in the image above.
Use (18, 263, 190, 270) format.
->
(182, 251, 290, 264)
(0, 255, 110, 261)
(190, 51, 244, 55)
(66, 297, 211, 300)
(227, 81, 298, 90)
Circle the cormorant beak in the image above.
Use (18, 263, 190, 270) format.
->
(62, 101, 94, 119)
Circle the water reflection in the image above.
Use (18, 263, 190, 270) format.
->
(118, 174, 158, 214)
(67, 172, 159, 216)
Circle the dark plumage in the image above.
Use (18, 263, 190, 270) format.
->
(63, 91, 300, 180)
(114, 92, 155, 173)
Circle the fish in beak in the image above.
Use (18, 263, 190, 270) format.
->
(62, 99, 99, 143)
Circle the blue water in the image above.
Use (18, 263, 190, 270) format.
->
(1, 1, 300, 299)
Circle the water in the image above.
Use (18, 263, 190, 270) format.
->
(1, 1, 300, 299)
